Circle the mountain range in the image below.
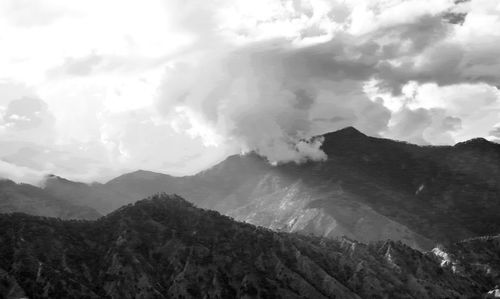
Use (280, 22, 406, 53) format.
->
(0, 179, 101, 220)
(31, 127, 500, 251)
(2, 127, 500, 297)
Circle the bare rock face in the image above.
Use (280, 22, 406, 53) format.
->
(226, 175, 432, 251)
(0, 194, 497, 298)
(431, 235, 500, 287)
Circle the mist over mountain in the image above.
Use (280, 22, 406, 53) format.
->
(35, 127, 500, 252)
(1, 194, 498, 298)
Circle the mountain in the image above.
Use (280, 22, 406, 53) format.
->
(316, 127, 500, 241)
(0, 193, 497, 298)
(42, 174, 122, 214)
(41, 127, 500, 250)
(0, 179, 101, 220)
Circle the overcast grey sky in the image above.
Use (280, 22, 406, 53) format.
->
(0, 0, 499, 183)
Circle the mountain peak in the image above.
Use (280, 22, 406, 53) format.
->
(128, 169, 164, 177)
(319, 126, 369, 154)
(321, 126, 367, 140)
(107, 193, 195, 218)
(43, 174, 69, 182)
(139, 193, 193, 209)
(41, 174, 84, 189)
(337, 126, 365, 135)
(106, 169, 173, 185)
(454, 137, 499, 150)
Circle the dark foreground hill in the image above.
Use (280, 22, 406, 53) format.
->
(0, 194, 498, 298)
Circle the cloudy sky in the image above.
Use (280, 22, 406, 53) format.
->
(0, 0, 499, 184)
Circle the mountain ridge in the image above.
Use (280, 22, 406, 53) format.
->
(0, 179, 101, 220)
(0, 193, 497, 298)
(32, 126, 500, 250)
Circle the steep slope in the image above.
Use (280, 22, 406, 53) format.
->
(0, 179, 101, 220)
(0, 194, 495, 298)
(313, 127, 500, 244)
(101, 152, 434, 250)
(197, 127, 500, 247)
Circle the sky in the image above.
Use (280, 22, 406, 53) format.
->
(0, 0, 500, 184)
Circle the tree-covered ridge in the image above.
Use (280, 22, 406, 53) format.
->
(0, 194, 497, 298)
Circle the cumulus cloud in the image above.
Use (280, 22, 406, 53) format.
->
(157, 39, 394, 163)
(386, 107, 464, 145)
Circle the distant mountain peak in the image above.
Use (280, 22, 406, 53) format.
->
(44, 174, 68, 181)
(337, 126, 365, 135)
(319, 126, 371, 154)
(131, 169, 156, 174)
(41, 174, 81, 189)
(106, 169, 173, 185)
(124, 169, 164, 177)
(454, 137, 499, 150)
(321, 126, 367, 140)
(43, 174, 60, 181)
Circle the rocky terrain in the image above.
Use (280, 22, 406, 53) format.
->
(432, 235, 500, 288)
(40, 127, 500, 251)
(0, 194, 497, 298)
